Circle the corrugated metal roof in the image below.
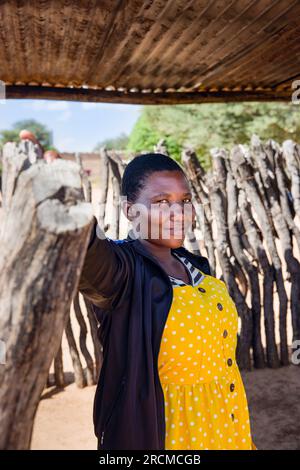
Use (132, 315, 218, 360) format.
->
(1, 0, 300, 103)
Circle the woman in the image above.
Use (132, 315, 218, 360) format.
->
(78, 152, 257, 451)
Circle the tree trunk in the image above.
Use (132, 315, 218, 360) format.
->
(282, 140, 300, 216)
(238, 190, 280, 368)
(98, 148, 109, 230)
(54, 344, 65, 388)
(0, 140, 93, 450)
(209, 183, 252, 370)
(230, 144, 289, 365)
(226, 170, 265, 368)
(73, 293, 95, 385)
(181, 147, 216, 274)
(83, 296, 103, 381)
(65, 316, 87, 389)
(252, 136, 300, 355)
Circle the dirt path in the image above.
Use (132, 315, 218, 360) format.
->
(242, 364, 300, 450)
(31, 382, 97, 450)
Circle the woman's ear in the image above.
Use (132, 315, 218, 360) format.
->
(121, 198, 134, 221)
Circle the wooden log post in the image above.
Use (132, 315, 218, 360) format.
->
(53, 344, 65, 389)
(106, 150, 125, 240)
(252, 136, 300, 346)
(154, 139, 169, 155)
(238, 189, 280, 368)
(211, 148, 248, 292)
(181, 147, 216, 274)
(226, 168, 265, 368)
(212, 148, 265, 367)
(75, 152, 92, 203)
(98, 148, 109, 231)
(83, 297, 103, 381)
(0, 140, 93, 449)
(230, 143, 289, 365)
(73, 152, 96, 386)
(282, 140, 300, 217)
(73, 293, 96, 386)
(207, 154, 253, 370)
(270, 140, 300, 253)
(65, 316, 87, 389)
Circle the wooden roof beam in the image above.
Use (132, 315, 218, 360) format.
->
(5, 84, 293, 104)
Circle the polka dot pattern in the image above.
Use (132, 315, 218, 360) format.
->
(158, 273, 257, 450)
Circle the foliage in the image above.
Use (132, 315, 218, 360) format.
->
(93, 132, 129, 151)
(127, 102, 300, 169)
(0, 119, 53, 149)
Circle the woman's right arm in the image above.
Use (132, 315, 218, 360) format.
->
(78, 216, 132, 310)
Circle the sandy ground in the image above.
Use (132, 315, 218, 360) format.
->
(31, 364, 300, 450)
(32, 382, 97, 450)
(242, 365, 300, 450)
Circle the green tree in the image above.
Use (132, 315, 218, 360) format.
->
(127, 107, 182, 160)
(0, 119, 53, 149)
(93, 133, 129, 151)
(127, 102, 300, 169)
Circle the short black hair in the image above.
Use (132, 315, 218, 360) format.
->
(121, 153, 186, 203)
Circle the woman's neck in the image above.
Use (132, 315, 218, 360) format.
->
(139, 239, 173, 263)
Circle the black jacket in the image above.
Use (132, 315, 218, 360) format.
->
(78, 217, 211, 450)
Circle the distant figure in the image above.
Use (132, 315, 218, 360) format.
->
(19, 130, 61, 163)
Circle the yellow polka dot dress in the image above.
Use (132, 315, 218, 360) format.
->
(158, 253, 257, 450)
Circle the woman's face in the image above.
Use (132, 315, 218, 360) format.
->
(126, 170, 196, 249)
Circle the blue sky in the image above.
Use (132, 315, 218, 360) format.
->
(0, 99, 142, 151)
